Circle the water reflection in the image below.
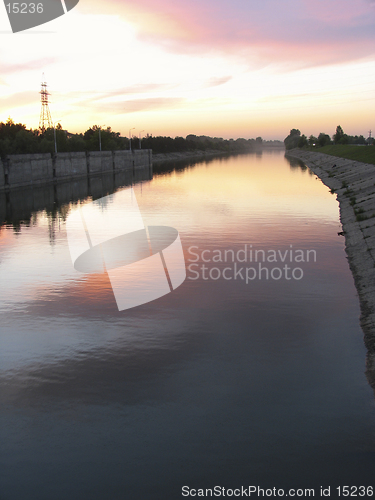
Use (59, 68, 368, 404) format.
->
(285, 154, 311, 173)
(0, 165, 152, 232)
(1, 152, 375, 499)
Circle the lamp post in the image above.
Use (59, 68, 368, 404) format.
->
(139, 130, 144, 149)
(129, 127, 135, 151)
(98, 125, 106, 152)
(53, 120, 62, 154)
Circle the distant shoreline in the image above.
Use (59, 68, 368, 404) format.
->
(152, 149, 227, 164)
(152, 146, 285, 165)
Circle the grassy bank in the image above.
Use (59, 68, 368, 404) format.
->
(306, 145, 375, 165)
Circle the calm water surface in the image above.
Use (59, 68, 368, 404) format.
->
(1, 151, 375, 499)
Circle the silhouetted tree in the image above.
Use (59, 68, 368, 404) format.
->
(67, 134, 86, 152)
(298, 134, 308, 148)
(333, 125, 345, 144)
(284, 129, 301, 150)
(0, 118, 275, 155)
(0, 118, 38, 155)
(349, 135, 366, 145)
(317, 133, 331, 147)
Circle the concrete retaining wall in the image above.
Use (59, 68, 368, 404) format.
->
(0, 158, 5, 190)
(87, 151, 114, 175)
(54, 152, 87, 180)
(0, 149, 152, 191)
(5, 154, 53, 188)
(134, 150, 152, 167)
(113, 150, 133, 170)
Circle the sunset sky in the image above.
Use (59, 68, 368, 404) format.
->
(0, 0, 374, 140)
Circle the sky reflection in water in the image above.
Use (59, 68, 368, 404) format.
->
(1, 151, 375, 499)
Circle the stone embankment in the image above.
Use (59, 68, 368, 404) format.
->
(286, 148, 375, 385)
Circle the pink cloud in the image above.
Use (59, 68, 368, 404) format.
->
(0, 58, 57, 76)
(72, 94, 185, 114)
(86, 0, 375, 67)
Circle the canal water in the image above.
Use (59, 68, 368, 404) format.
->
(1, 151, 375, 499)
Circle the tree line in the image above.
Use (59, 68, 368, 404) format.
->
(0, 120, 129, 156)
(0, 118, 281, 157)
(284, 126, 373, 150)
